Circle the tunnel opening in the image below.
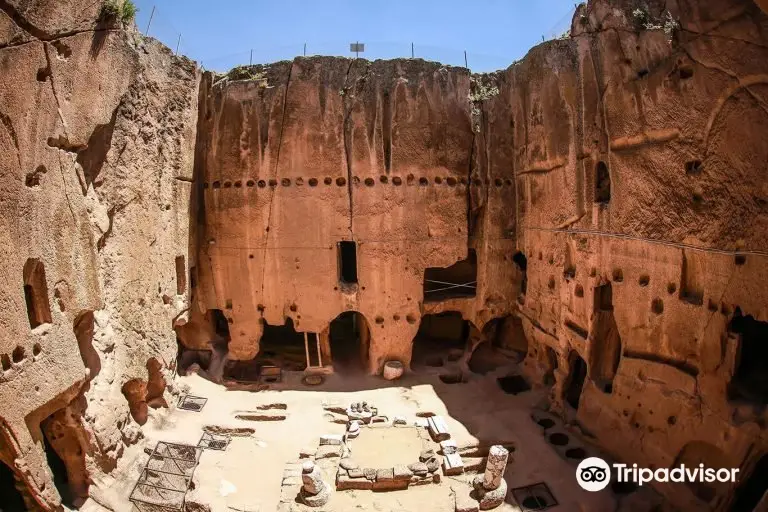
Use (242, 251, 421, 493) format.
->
(728, 308, 768, 404)
(43, 432, 74, 507)
(210, 309, 230, 339)
(23, 258, 52, 329)
(338, 241, 358, 285)
(564, 352, 587, 410)
(730, 454, 768, 511)
(423, 249, 477, 302)
(411, 312, 470, 369)
(225, 318, 310, 382)
(329, 311, 369, 373)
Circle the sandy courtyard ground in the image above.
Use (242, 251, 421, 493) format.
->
(80, 362, 659, 512)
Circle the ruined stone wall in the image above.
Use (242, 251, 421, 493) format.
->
(0, 1, 199, 509)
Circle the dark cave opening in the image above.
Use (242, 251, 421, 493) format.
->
(411, 312, 469, 369)
(728, 308, 768, 405)
(42, 434, 73, 508)
(730, 455, 768, 511)
(0, 459, 26, 511)
(423, 250, 477, 302)
(564, 352, 587, 410)
(330, 311, 369, 373)
(338, 241, 358, 285)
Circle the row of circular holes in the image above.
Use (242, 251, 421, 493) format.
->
(0, 343, 42, 371)
(549, 266, 740, 316)
(204, 176, 515, 189)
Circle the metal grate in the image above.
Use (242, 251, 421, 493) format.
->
(129, 442, 202, 512)
(197, 432, 230, 451)
(178, 395, 208, 412)
(511, 482, 558, 511)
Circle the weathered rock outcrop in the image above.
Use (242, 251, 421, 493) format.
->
(0, 1, 198, 509)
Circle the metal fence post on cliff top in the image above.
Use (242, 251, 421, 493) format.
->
(145, 6, 155, 36)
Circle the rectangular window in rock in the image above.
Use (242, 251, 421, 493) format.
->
(338, 241, 358, 285)
(423, 249, 477, 302)
(23, 258, 52, 329)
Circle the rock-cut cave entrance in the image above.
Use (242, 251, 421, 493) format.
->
(225, 318, 313, 382)
(728, 308, 768, 404)
(564, 351, 587, 410)
(411, 312, 470, 369)
(730, 454, 768, 511)
(329, 312, 369, 373)
(423, 250, 477, 302)
(42, 433, 74, 507)
(0, 434, 26, 512)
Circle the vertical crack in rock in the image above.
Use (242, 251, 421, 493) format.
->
(260, 60, 294, 298)
(466, 132, 476, 240)
(43, 42, 69, 139)
(342, 59, 356, 234)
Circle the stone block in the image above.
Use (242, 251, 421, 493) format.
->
(409, 461, 429, 476)
(443, 453, 464, 476)
(428, 416, 450, 441)
(453, 484, 479, 512)
(393, 464, 413, 480)
(315, 445, 342, 459)
(320, 434, 344, 446)
(376, 468, 394, 482)
(336, 473, 373, 491)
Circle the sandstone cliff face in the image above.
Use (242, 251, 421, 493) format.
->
(187, 57, 519, 372)
(0, 1, 198, 509)
(503, 0, 768, 510)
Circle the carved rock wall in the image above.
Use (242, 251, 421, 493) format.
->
(0, 1, 199, 509)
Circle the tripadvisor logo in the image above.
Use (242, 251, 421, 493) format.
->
(576, 457, 740, 492)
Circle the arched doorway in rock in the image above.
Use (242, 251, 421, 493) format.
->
(410, 312, 471, 370)
(730, 454, 768, 511)
(329, 312, 370, 373)
(0, 433, 26, 512)
(225, 318, 313, 382)
(563, 351, 587, 410)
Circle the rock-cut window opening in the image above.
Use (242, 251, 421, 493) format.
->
(338, 241, 358, 285)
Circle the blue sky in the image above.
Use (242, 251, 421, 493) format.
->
(132, 0, 577, 72)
